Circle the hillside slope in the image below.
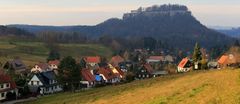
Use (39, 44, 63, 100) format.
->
(25, 69, 240, 104)
(9, 4, 234, 50)
(0, 38, 112, 66)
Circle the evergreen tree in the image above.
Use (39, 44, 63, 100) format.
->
(192, 43, 202, 62)
(47, 50, 60, 62)
(58, 56, 81, 92)
(79, 58, 86, 69)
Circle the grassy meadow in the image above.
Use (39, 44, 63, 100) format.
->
(0, 37, 112, 67)
(23, 69, 240, 104)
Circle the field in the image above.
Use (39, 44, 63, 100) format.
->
(24, 69, 240, 104)
(0, 37, 112, 66)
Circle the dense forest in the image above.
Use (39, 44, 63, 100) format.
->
(0, 25, 33, 36)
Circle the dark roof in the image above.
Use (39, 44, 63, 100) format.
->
(35, 71, 56, 86)
(98, 62, 108, 68)
(4, 59, 26, 70)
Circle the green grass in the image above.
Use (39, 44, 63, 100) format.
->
(0, 38, 112, 66)
(23, 70, 240, 104)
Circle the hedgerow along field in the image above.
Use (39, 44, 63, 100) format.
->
(23, 69, 240, 104)
(0, 37, 113, 67)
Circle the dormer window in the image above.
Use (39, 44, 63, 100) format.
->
(6, 83, 9, 88)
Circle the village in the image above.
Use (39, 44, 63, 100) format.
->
(0, 42, 240, 103)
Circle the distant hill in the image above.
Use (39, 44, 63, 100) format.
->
(214, 28, 240, 38)
(0, 25, 33, 36)
(8, 4, 234, 50)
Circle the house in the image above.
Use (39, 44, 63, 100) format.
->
(147, 55, 174, 63)
(146, 56, 165, 70)
(109, 55, 124, 67)
(146, 56, 165, 63)
(28, 71, 62, 95)
(119, 61, 134, 72)
(0, 70, 18, 101)
(218, 54, 237, 68)
(80, 69, 95, 88)
(152, 70, 168, 77)
(96, 67, 120, 84)
(3, 58, 27, 74)
(109, 64, 125, 78)
(48, 60, 60, 70)
(31, 63, 51, 73)
(165, 55, 174, 63)
(177, 58, 192, 72)
(84, 56, 101, 67)
(136, 63, 154, 79)
(208, 61, 218, 69)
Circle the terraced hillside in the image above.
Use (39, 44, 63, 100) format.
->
(25, 69, 240, 104)
(0, 37, 112, 66)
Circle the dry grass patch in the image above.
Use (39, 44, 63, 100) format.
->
(24, 70, 240, 104)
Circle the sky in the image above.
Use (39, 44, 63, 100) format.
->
(0, 0, 240, 27)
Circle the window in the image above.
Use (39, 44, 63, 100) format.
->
(143, 75, 145, 78)
(146, 75, 149, 78)
(0, 84, 3, 88)
(1, 93, 4, 97)
(55, 86, 57, 89)
(31, 81, 34, 85)
(37, 81, 39, 85)
(6, 83, 9, 88)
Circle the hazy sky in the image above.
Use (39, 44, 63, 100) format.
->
(0, 0, 240, 27)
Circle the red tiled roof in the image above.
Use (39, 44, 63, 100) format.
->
(48, 60, 60, 65)
(178, 58, 189, 68)
(109, 55, 124, 67)
(81, 69, 95, 82)
(144, 64, 154, 73)
(218, 54, 237, 64)
(115, 67, 124, 76)
(36, 63, 49, 70)
(148, 56, 164, 61)
(85, 56, 101, 63)
(218, 55, 228, 64)
(0, 70, 17, 92)
(97, 67, 116, 80)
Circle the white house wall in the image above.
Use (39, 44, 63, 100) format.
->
(28, 75, 43, 86)
(40, 85, 62, 95)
